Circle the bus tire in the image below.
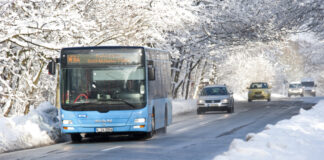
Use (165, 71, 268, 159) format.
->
(71, 133, 82, 143)
(161, 107, 168, 134)
(145, 110, 155, 139)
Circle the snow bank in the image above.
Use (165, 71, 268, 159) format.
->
(0, 102, 60, 153)
(214, 100, 324, 160)
(172, 99, 197, 116)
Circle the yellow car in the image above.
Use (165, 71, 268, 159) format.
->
(247, 82, 271, 102)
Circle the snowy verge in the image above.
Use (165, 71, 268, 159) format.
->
(214, 100, 324, 160)
(172, 99, 197, 116)
(0, 102, 60, 153)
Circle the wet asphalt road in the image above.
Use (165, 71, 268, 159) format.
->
(0, 97, 317, 160)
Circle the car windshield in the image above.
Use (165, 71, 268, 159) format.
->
(200, 87, 228, 96)
(301, 82, 314, 87)
(289, 84, 301, 88)
(250, 83, 268, 89)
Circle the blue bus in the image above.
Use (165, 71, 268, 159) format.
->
(48, 46, 172, 142)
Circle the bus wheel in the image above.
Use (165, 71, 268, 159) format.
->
(71, 133, 82, 143)
(145, 111, 155, 139)
(161, 107, 168, 134)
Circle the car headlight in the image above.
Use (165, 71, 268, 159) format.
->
(312, 89, 315, 92)
(62, 120, 73, 125)
(221, 99, 229, 103)
(198, 99, 205, 104)
(134, 118, 146, 123)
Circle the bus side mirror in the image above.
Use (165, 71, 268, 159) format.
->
(148, 67, 155, 81)
(47, 61, 56, 75)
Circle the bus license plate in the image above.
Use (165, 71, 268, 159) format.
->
(96, 128, 113, 133)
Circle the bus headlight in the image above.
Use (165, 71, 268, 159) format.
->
(198, 99, 205, 104)
(134, 118, 146, 123)
(63, 120, 73, 125)
(221, 99, 229, 103)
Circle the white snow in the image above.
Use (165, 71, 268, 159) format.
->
(0, 102, 60, 153)
(172, 99, 197, 115)
(214, 100, 324, 160)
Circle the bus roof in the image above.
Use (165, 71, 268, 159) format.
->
(61, 46, 168, 53)
(62, 46, 145, 51)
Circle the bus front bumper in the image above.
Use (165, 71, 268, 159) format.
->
(61, 123, 148, 133)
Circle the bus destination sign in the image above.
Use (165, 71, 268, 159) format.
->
(66, 53, 141, 65)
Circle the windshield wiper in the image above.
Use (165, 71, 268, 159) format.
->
(64, 100, 137, 109)
(106, 99, 137, 108)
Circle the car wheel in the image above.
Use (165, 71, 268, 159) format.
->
(197, 108, 204, 115)
(288, 94, 291, 98)
(301, 94, 304, 97)
(227, 107, 234, 113)
(248, 99, 252, 102)
(267, 98, 271, 102)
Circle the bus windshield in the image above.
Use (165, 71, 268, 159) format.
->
(61, 65, 146, 111)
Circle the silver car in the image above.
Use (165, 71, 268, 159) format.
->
(288, 82, 303, 97)
(197, 85, 234, 114)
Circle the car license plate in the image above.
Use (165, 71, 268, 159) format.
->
(208, 103, 219, 107)
(96, 128, 113, 133)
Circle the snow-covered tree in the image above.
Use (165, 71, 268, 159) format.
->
(0, 0, 197, 115)
(1, 0, 324, 116)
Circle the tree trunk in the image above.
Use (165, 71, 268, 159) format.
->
(185, 62, 193, 99)
(24, 61, 45, 115)
(4, 100, 13, 117)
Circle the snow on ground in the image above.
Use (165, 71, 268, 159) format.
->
(214, 100, 324, 160)
(172, 99, 197, 115)
(271, 93, 285, 98)
(0, 102, 60, 153)
(234, 93, 285, 101)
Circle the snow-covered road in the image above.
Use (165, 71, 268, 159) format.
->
(0, 97, 318, 160)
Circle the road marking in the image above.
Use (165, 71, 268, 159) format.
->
(173, 115, 231, 134)
(101, 146, 122, 152)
